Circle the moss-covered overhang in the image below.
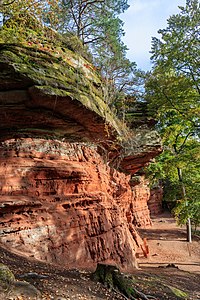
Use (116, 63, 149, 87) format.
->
(0, 42, 162, 174)
(0, 43, 125, 139)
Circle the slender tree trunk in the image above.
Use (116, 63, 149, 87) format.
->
(187, 218, 192, 243)
(177, 167, 192, 243)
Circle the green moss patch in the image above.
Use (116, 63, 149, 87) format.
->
(0, 263, 15, 291)
(168, 286, 188, 299)
(1, 15, 148, 151)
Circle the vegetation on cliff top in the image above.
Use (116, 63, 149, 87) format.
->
(0, 0, 142, 121)
(0, 5, 162, 162)
(0, 16, 130, 139)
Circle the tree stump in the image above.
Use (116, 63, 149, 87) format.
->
(92, 264, 119, 288)
(92, 263, 151, 300)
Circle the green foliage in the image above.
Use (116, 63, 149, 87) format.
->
(56, 0, 138, 116)
(0, 11, 92, 61)
(0, 0, 140, 115)
(56, 0, 129, 44)
(145, 0, 200, 227)
(149, 0, 200, 128)
(173, 198, 200, 227)
(168, 286, 188, 299)
(145, 71, 199, 127)
(95, 33, 137, 114)
(0, 12, 44, 43)
(151, 0, 200, 88)
(0, 0, 60, 28)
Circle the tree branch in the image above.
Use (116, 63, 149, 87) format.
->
(162, 89, 197, 127)
(178, 131, 193, 154)
(81, 0, 104, 15)
(188, 64, 200, 95)
(0, 0, 16, 6)
(83, 36, 103, 44)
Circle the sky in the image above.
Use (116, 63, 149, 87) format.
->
(120, 0, 186, 70)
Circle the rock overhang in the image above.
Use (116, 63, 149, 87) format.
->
(0, 18, 163, 271)
(0, 25, 162, 174)
(0, 43, 123, 140)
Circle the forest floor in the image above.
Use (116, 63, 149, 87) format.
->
(0, 211, 199, 300)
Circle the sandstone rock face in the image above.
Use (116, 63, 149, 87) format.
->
(148, 187, 163, 215)
(0, 43, 162, 174)
(129, 176, 152, 228)
(0, 138, 145, 272)
(0, 22, 162, 272)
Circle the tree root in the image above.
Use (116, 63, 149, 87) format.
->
(92, 263, 155, 300)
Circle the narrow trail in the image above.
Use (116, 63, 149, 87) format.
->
(138, 212, 200, 274)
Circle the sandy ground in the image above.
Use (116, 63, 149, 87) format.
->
(0, 212, 200, 299)
(137, 212, 200, 274)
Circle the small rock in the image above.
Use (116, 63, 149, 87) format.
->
(9, 280, 41, 299)
(166, 263, 179, 269)
(18, 272, 48, 279)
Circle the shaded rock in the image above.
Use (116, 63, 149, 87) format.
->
(130, 176, 152, 228)
(148, 186, 163, 215)
(9, 280, 41, 299)
(18, 272, 48, 279)
(166, 263, 179, 269)
(0, 263, 41, 299)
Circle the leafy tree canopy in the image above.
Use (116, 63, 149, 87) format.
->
(145, 0, 200, 228)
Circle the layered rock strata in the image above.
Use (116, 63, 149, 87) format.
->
(0, 19, 162, 272)
(0, 139, 144, 271)
(130, 176, 152, 228)
(148, 187, 163, 215)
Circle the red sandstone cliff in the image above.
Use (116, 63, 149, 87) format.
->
(130, 176, 152, 228)
(0, 139, 148, 271)
(148, 187, 163, 215)
(0, 21, 162, 272)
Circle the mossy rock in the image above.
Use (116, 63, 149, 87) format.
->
(0, 263, 15, 291)
(0, 14, 132, 143)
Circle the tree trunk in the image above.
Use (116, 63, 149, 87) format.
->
(186, 217, 192, 243)
(92, 263, 152, 300)
(177, 167, 192, 243)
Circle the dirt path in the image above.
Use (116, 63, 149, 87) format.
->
(137, 212, 200, 274)
(0, 212, 199, 299)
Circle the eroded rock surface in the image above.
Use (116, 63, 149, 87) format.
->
(0, 19, 162, 272)
(148, 187, 163, 215)
(130, 176, 152, 228)
(0, 139, 146, 271)
(0, 41, 162, 173)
